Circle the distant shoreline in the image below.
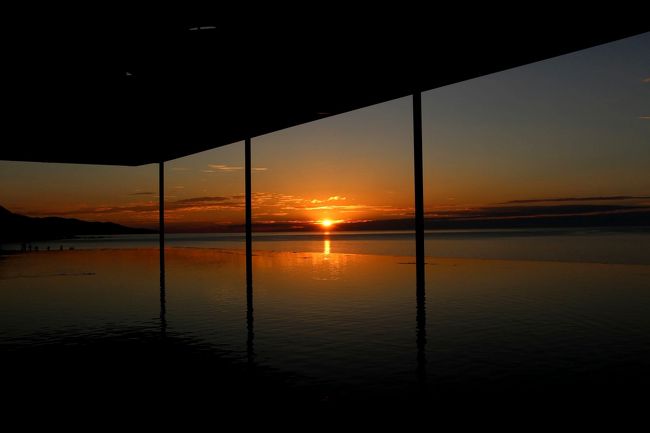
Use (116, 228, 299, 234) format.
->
(0, 205, 156, 243)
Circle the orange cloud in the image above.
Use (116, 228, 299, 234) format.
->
(208, 164, 243, 171)
(21, 191, 412, 229)
(207, 164, 268, 172)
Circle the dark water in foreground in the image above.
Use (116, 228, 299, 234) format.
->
(2, 229, 650, 412)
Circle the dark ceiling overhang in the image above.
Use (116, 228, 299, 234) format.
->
(2, 12, 647, 166)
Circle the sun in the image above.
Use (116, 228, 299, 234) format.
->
(320, 219, 334, 228)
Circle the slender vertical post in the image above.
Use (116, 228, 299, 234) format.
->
(159, 161, 165, 254)
(413, 92, 427, 392)
(245, 138, 252, 286)
(159, 161, 166, 336)
(245, 138, 254, 364)
(413, 92, 425, 287)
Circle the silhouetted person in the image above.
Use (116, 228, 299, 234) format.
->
(46, 246, 50, 251)
(34, 246, 39, 251)
(59, 245, 63, 251)
(28, 244, 32, 252)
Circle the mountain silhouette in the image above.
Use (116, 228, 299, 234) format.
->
(0, 205, 156, 242)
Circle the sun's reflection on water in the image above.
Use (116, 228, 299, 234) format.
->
(323, 238, 331, 256)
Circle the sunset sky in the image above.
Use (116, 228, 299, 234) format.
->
(1, 32, 648, 232)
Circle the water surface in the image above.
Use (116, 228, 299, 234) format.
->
(2, 230, 650, 406)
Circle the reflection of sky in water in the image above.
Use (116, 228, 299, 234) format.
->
(4, 229, 650, 265)
(2, 246, 650, 400)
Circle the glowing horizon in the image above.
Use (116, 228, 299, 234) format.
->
(1, 33, 648, 232)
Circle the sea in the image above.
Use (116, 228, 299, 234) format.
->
(2, 227, 650, 411)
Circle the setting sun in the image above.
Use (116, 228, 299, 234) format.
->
(320, 219, 334, 228)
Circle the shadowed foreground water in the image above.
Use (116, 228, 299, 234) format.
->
(2, 245, 650, 411)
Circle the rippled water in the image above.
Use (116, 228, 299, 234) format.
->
(2, 230, 650, 408)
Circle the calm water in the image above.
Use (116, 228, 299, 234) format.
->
(2, 228, 650, 407)
(4, 227, 650, 264)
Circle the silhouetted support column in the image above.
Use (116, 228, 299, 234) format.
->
(245, 138, 252, 287)
(413, 92, 425, 287)
(159, 161, 165, 253)
(245, 138, 254, 364)
(159, 161, 167, 336)
(413, 92, 427, 392)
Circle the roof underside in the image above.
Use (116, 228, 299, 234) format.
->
(2, 12, 647, 166)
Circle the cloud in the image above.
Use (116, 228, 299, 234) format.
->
(643, 77, 650, 83)
(640, 116, 650, 120)
(171, 167, 190, 171)
(302, 204, 370, 211)
(254, 212, 289, 217)
(30, 195, 246, 218)
(208, 164, 268, 172)
(498, 195, 650, 205)
(129, 191, 155, 196)
(208, 164, 243, 171)
(21, 191, 398, 227)
(246, 192, 412, 219)
(468, 205, 646, 218)
(29, 204, 159, 217)
(304, 196, 346, 204)
(173, 196, 231, 205)
(424, 204, 650, 221)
